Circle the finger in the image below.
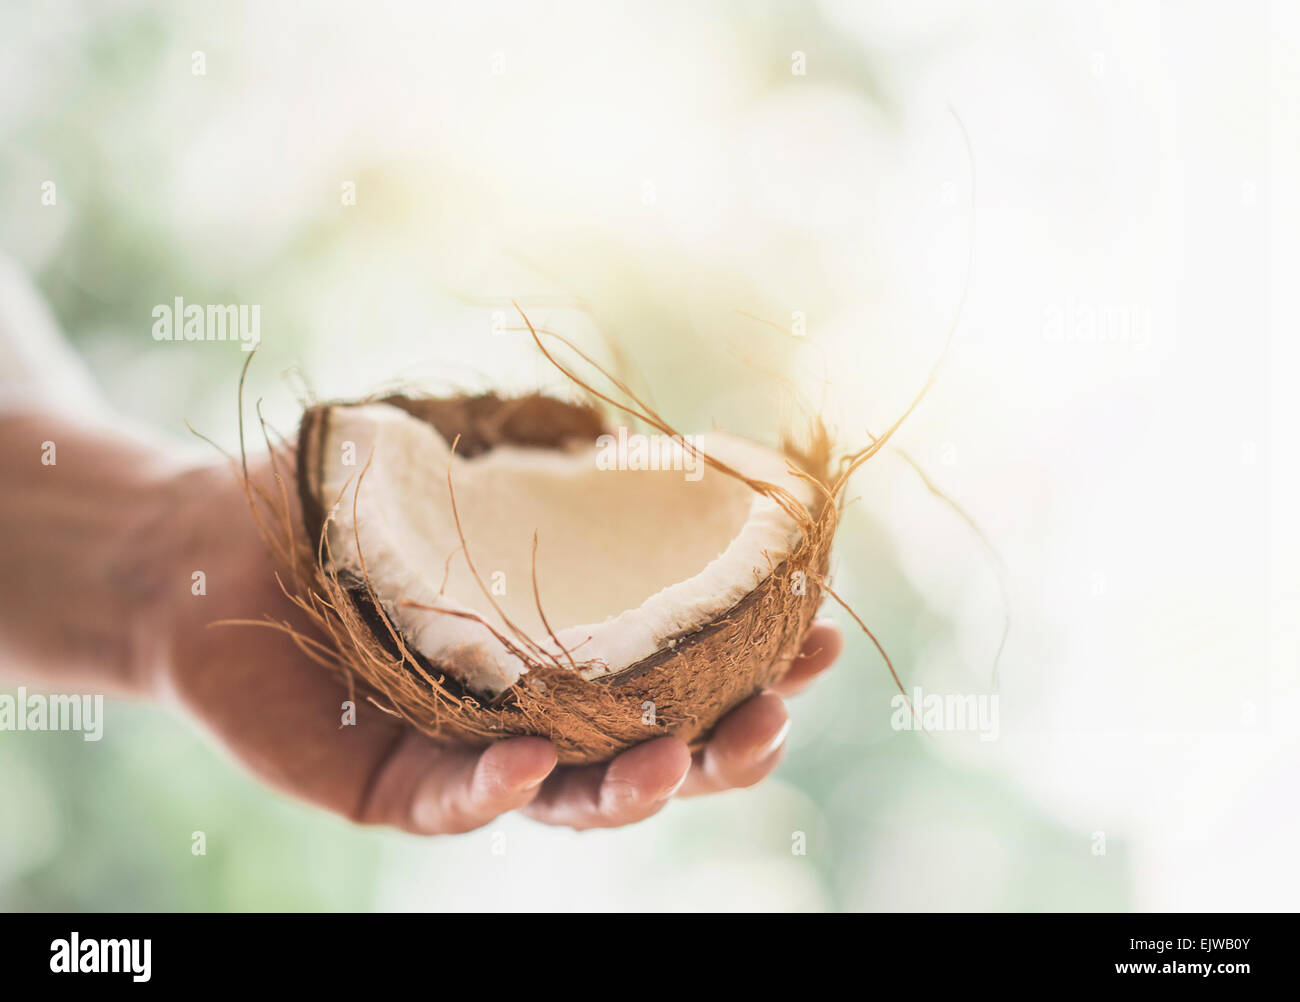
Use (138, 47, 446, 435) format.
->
(356, 734, 557, 834)
(678, 691, 790, 797)
(770, 619, 844, 697)
(521, 736, 692, 830)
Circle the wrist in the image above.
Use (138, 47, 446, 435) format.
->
(123, 463, 213, 699)
(139, 453, 305, 704)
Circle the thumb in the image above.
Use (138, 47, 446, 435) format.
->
(354, 734, 558, 834)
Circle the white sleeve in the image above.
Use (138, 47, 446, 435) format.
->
(0, 253, 110, 417)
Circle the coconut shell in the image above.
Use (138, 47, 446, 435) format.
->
(291, 392, 835, 765)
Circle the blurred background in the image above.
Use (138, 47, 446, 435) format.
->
(1, 0, 1296, 910)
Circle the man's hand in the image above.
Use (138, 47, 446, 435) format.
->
(2, 418, 843, 834)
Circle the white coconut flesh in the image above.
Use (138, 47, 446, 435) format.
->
(317, 402, 814, 697)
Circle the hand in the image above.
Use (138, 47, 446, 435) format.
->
(152, 458, 845, 834)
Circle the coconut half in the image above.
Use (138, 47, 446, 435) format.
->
(294, 393, 835, 764)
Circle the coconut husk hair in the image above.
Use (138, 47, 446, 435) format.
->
(230, 362, 839, 766)
(286, 390, 836, 765)
(230, 300, 952, 765)
(224, 109, 980, 764)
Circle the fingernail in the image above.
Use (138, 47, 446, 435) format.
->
(659, 766, 690, 800)
(760, 719, 792, 759)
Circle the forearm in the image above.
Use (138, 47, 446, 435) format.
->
(0, 410, 193, 697)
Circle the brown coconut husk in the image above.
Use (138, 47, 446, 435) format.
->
(288, 389, 836, 765)
(228, 301, 952, 765)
